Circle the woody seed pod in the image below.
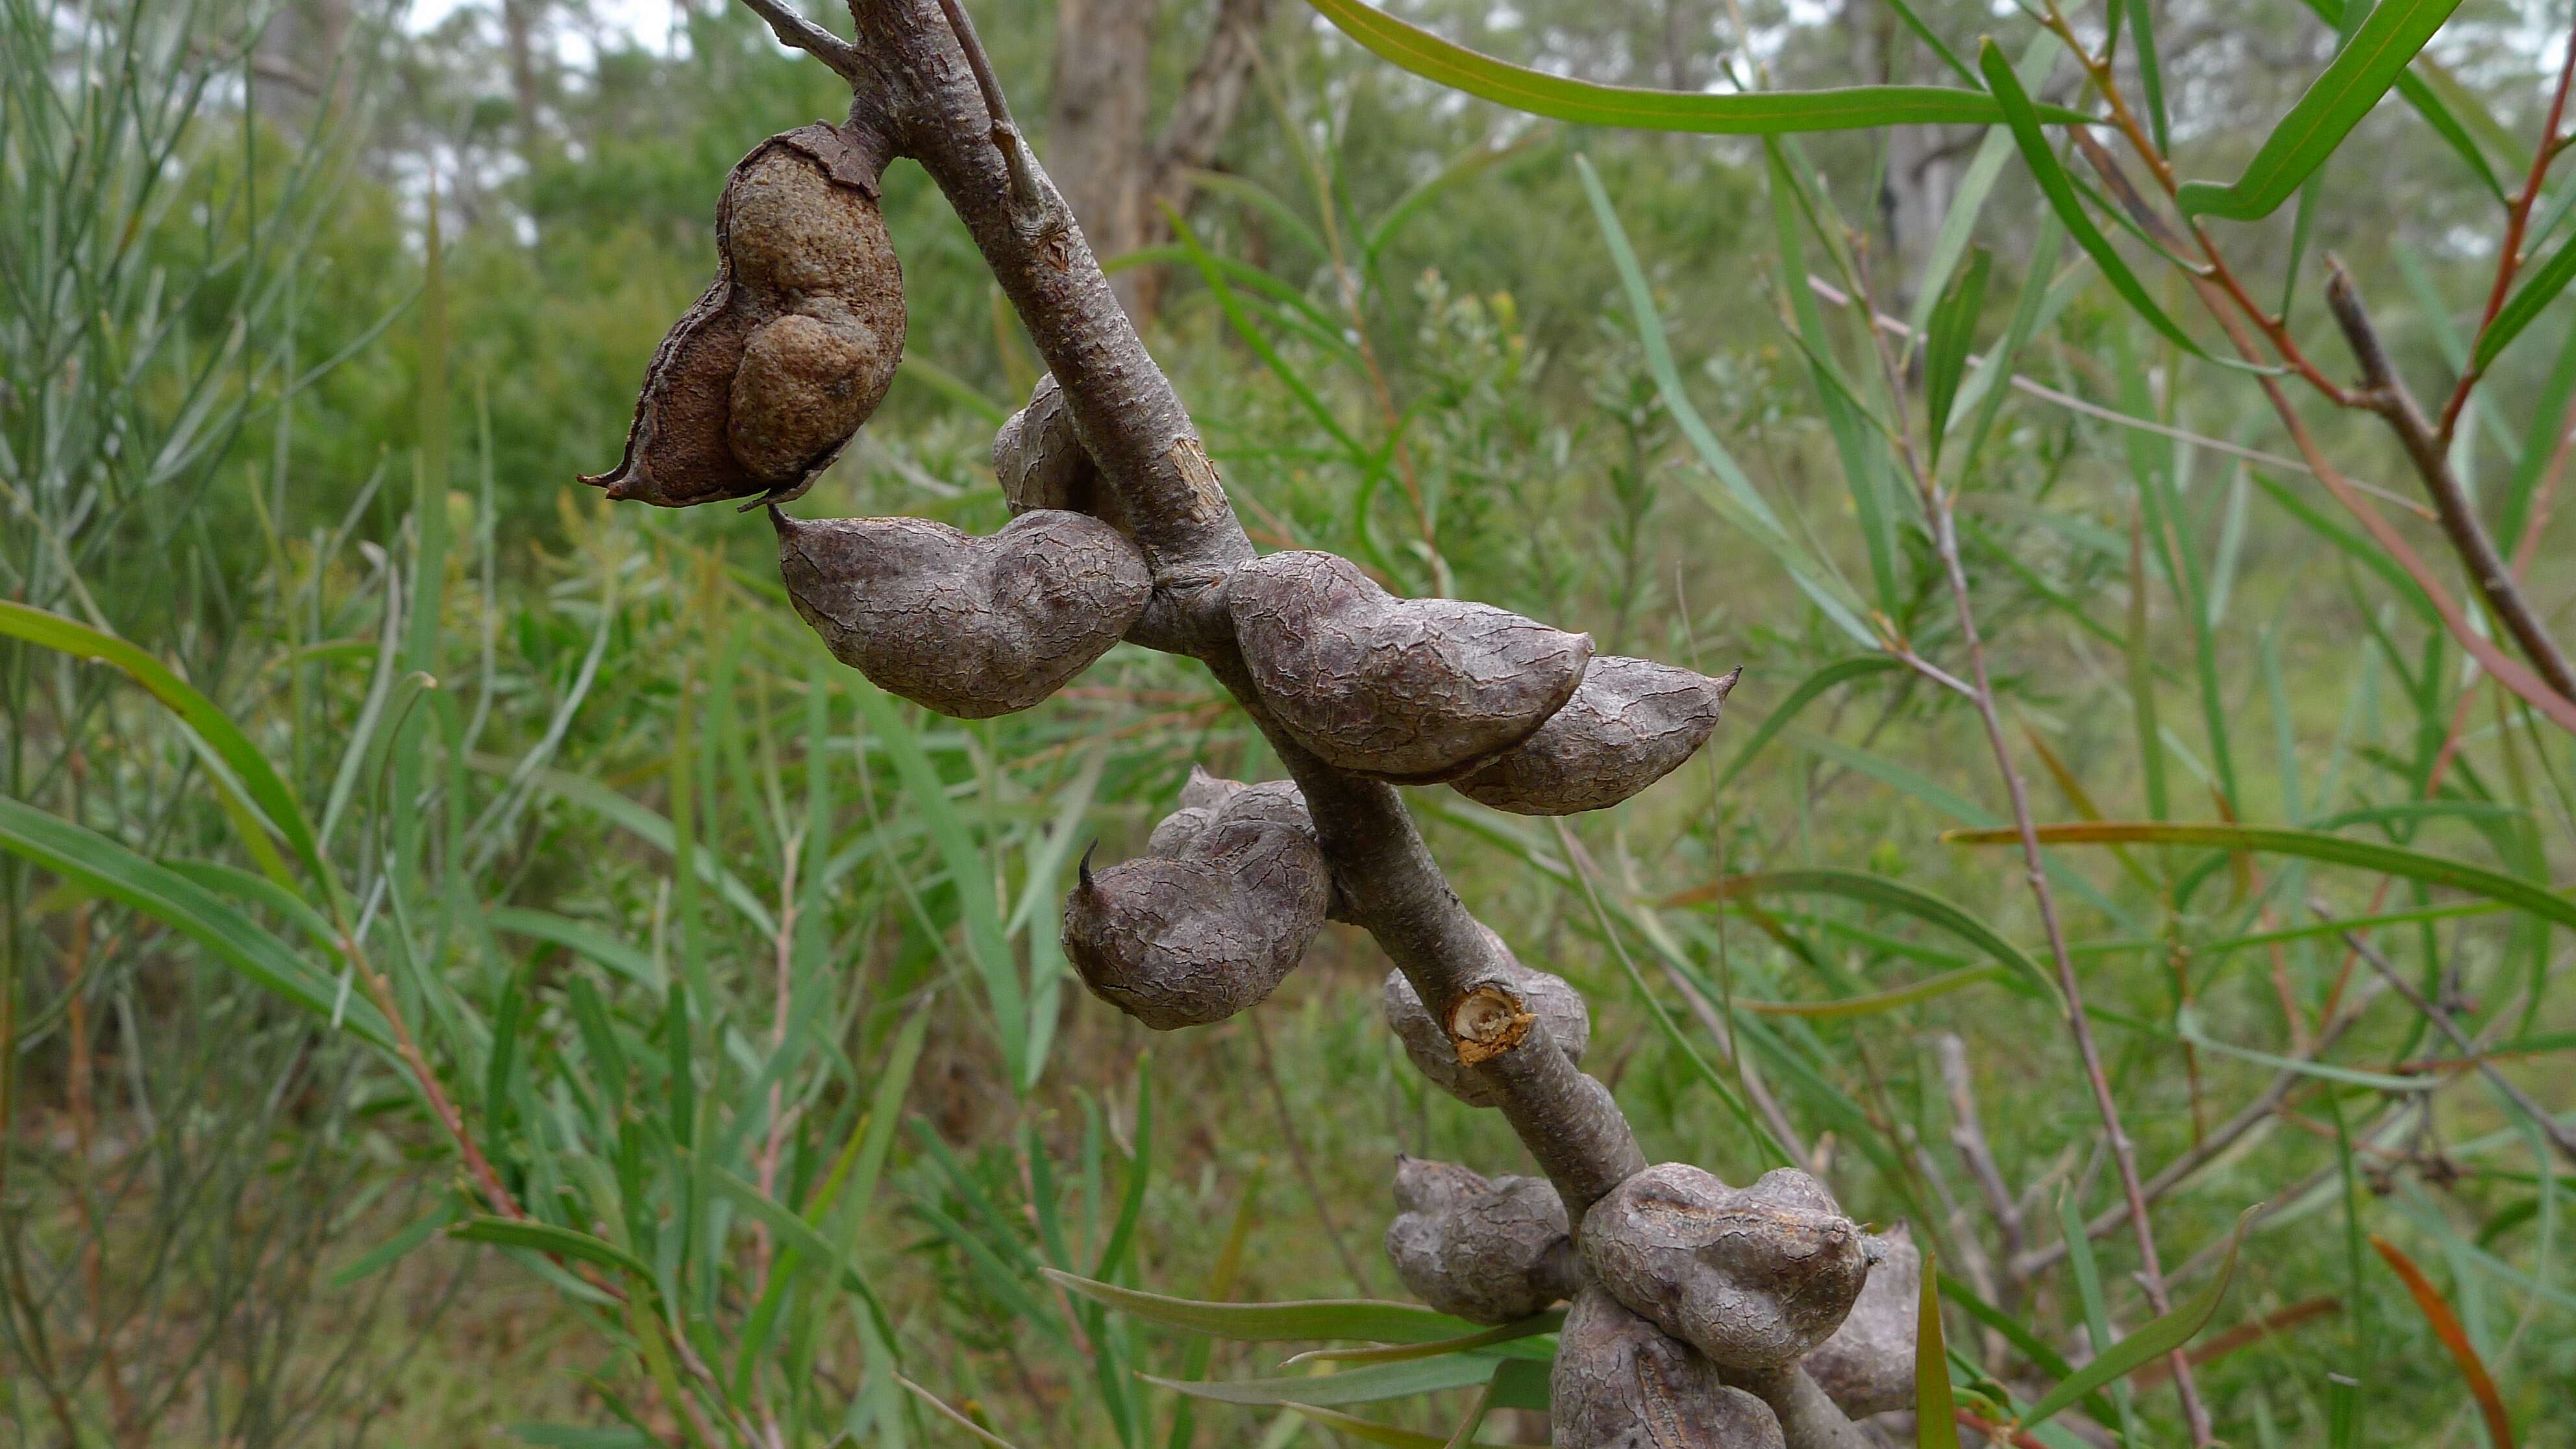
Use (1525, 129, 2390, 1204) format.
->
(1552, 1285, 1787, 1449)
(1381, 1157, 1580, 1325)
(1450, 658, 1740, 816)
(584, 124, 904, 508)
(1381, 925, 1587, 1108)
(1579, 1163, 1876, 1373)
(1063, 774, 1331, 1029)
(993, 373, 1132, 535)
(1800, 1224, 1920, 1418)
(774, 508, 1148, 719)
(1226, 551, 1592, 781)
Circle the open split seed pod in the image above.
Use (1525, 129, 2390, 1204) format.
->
(1381, 926, 1587, 1108)
(1450, 658, 1739, 815)
(1063, 773, 1331, 1029)
(1226, 551, 1591, 781)
(585, 124, 904, 508)
(1579, 1163, 1876, 1374)
(1800, 1223, 1920, 1417)
(1552, 1284, 1787, 1449)
(1381, 1157, 1580, 1325)
(774, 508, 1148, 719)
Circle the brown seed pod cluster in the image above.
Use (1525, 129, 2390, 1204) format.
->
(1579, 1163, 1876, 1373)
(1062, 771, 1331, 1030)
(584, 124, 904, 508)
(993, 373, 1132, 536)
(1381, 926, 1588, 1108)
(1380, 1157, 1580, 1325)
(1226, 551, 1592, 781)
(1450, 657, 1740, 816)
(1552, 1285, 1787, 1449)
(1799, 1223, 1920, 1418)
(773, 508, 1148, 719)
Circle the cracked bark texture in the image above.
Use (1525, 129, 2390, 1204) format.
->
(1554, 1285, 1789, 1449)
(1800, 1224, 1919, 1418)
(1581, 1165, 1876, 1372)
(1452, 657, 1740, 815)
(1382, 1157, 1583, 1325)
(608, 3, 1892, 1441)
(1062, 773, 1330, 1028)
(1228, 549, 1594, 781)
(773, 508, 1149, 718)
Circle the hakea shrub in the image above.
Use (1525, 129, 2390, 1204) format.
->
(589, 112, 1907, 1447)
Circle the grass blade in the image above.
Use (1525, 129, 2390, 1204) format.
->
(1042, 1269, 1483, 1343)
(1915, 1249, 1961, 1449)
(1938, 821, 2576, 929)
(2179, 0, 2470, 219)
(2370, 1236, 2516, 1448)
(1304, 0, 2091, 133)
(2014, 1207, 2257, 1430)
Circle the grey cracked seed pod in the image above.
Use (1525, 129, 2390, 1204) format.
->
(1063, 776, 1331, 1029)
(1381, 1157, 1580, 1324)
(993, 373, 1131, 534)
(1552, 1285, 1787, 1449)
(1226, 551, 1592, 781)
(1382, 925, 1587, 1108)
(774, 508, 1148, 719)
(1800, 1224, 1919, 1418)
(1450, 658, 1740, 816)
(1579, 1163, 1875, 1373)
(584, 123, 903, 508)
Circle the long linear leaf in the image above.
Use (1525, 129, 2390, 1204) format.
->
(1043, 1269, 1481, 1344)
(1662, 867, 2059, 1006)
(2014, 1207, 2257, 1430)
(2179, 0, 2470, 219)
(1712, 656, 1901, 791)
(1143, 1355, 1499, 1407)
(1304, 0, 2091, 133)
(0, 601, 328, 887)
(0, 800, 392, 1049)
(1978, 41, 2213, 362)
(2473, 227, 2576, 371)
(448, 1215, 654, 1284)
(1284, 1404, 1539, 1448)
(1916, 1250, 1962, 1449)
(1939, 821, 2576, 930)
(2371, 1236, 2517, 1448)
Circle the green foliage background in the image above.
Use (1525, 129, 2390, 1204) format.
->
(3, 0, 2572, 1441)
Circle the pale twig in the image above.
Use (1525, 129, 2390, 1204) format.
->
(736, 0, 859, 75)
(2325, 258, 2576, 702)
(2337, 920, 2576, 1167)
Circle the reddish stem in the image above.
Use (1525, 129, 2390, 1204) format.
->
(2444, 19, 2576, 444)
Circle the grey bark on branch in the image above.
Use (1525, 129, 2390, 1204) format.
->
(584, 0, 1904, 1439)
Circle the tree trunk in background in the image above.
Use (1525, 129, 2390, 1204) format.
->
(503, 0, 545, 160)
(1049, 0, 1272, 325)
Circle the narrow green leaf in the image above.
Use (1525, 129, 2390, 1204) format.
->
(2178, 0, 2470, 219)
(1916, 1250, 1961, 1449)
(1926, 246, 1992, 465)
(2127, 0, 2171, 153)
(1305, 0, 2091, 133)
(490, 908, 663, 991)
(2473, 227, 2576, 371)
(1144, 1354, 1500, 1407)
(1289, 1313, 1562, 1366)
(1043, 1269, 1483, 1344)
(332, 1198, 461, 1286)
(1713, 656, 1903, 791)
(2015, 1208, 2259, 1430)
(448, 1216, 655, 1284)
(1282, 1403, 1537, 1449)
(1979, 41, 2214, 363)
(0, 601, 329, 889)
(1939, 821, 2576, 930)
(0, 800, 391, 1049)
(1661, 867, 2058, 1006)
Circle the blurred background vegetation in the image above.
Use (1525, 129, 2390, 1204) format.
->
(2, 0, 2571, 1441)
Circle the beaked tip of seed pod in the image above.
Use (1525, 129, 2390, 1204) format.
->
(1076, 841, 1100, 893)
(1714, 664, 1744, 700)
